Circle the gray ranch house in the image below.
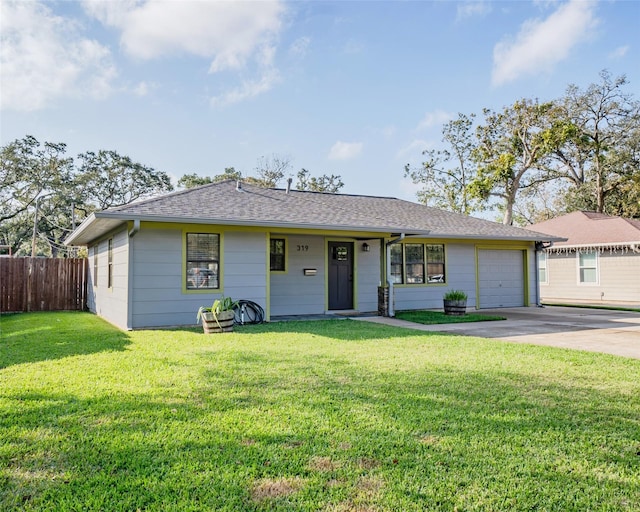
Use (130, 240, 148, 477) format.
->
(65, 180, 559, 330)
(528, 211, 640, 306)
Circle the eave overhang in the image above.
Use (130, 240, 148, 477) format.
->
(65, 212, 564, 247)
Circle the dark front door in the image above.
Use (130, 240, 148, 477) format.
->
(328, 241, 353, 310)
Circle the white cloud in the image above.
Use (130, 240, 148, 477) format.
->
(210, 69, 281, 108)
(328, 141, 363, 160)
(397, 139, 432, 159)
(83, 0, 285, 72)
(132, 81, 157, 97)
(416, 110, 453, 131)
(0, 1, 116, 111)
(82, 0, 287, 107)
(609, 45, 629, 60)
(456, 1, 492, 21)
(492, 0, 598, 86)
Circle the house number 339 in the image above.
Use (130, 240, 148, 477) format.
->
(297, 245, 309, 252)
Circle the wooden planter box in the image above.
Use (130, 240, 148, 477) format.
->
(443, 299, 467, 316)
(201, 310, 235, 333)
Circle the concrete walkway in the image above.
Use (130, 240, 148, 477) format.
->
(353, 306, 640, 359)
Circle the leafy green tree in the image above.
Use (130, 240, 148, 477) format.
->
(296, 169, 344, 193)
(404, 113, 483, 215)
(177, 173, 215, 189)
(0, 136, 174, 256)
(75, 150, 173, 211)
(178, 167, 245, 188)
(469, 99, 570, 225)
(553, 71, 640, 214)
(0, 135, 73, 223)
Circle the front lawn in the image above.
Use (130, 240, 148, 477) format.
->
(396, 309, 506, 324)
(1, 312, 639, 511)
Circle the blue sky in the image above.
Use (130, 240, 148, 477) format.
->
(1, 0, 638, 207)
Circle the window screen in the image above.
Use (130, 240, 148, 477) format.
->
(186, 233, 220, 289)
(426, 244, 445, 283)
(405, 244, 425, 284)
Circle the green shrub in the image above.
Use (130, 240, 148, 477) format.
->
(443, 289, 467, 301)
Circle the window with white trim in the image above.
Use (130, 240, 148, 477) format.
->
(93, 247, 98, 287)
(578, 251, 597, 284)
(186, 233, 220, 289)
(538, 251, 548, 284)
(107, 239, 113, 288)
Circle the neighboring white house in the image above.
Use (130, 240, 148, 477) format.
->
(65, 180, 559, 330)
(528, 211, 640, 306)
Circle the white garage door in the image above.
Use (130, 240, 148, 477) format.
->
(478, 249, 525, 308)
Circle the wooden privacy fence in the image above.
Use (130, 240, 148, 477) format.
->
(0, 258, 88, 313)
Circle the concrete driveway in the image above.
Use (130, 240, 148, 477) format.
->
(357, 306, 640, 359)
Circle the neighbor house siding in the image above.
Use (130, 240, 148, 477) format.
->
(89, 227, 129, 330)
(541, 250, 640, 304)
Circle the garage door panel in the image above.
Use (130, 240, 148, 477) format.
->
(478, 249, 524, 308)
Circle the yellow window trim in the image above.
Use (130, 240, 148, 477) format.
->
(181, 229, 225, 295)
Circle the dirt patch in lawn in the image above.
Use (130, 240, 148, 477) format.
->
(251, 476, 304, 502)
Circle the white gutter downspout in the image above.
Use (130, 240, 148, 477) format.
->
(126, 219, 140, 330)
(386, 233, 405, 317)
(129, 219, 140, 238)
(534, 241, 553, 308)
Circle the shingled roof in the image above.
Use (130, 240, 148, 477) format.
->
(65, 180, 559, 246)
(528, 211, 640, 248)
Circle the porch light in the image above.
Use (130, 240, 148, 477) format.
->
(362, 243, 370, 252)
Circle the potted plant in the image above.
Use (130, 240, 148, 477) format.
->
(443, 290, 467, 316)
(197, 296, 237, 333)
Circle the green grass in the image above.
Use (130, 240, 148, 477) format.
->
(395, 309, 506, 325)
(1, 312, 639, 511)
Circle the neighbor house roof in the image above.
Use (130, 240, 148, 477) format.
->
(528, 211, 640, 249)
(65, 180, 560, 246)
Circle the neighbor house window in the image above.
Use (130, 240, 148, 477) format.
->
(186, 233, 220, 289)
(405, 244, 425, 284)
(426, 244, 445, 283)
(578, 251, 597, 284)
(270, 238, 286, 271)
(389, 243, 446, 285)
(538, 252, 548, 283)
(107, 239, 113, 288)
(390, 244, 403, 284)
(93, 247, 98, 287)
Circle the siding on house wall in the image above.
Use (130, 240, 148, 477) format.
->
(223, 231, 267, 309)
(355, 239, 382, 313)
(270, 234, 326, 316)
(88, 228, 129, 330)
(541, 250, 640, 303)
(130, 227, 268, 328)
